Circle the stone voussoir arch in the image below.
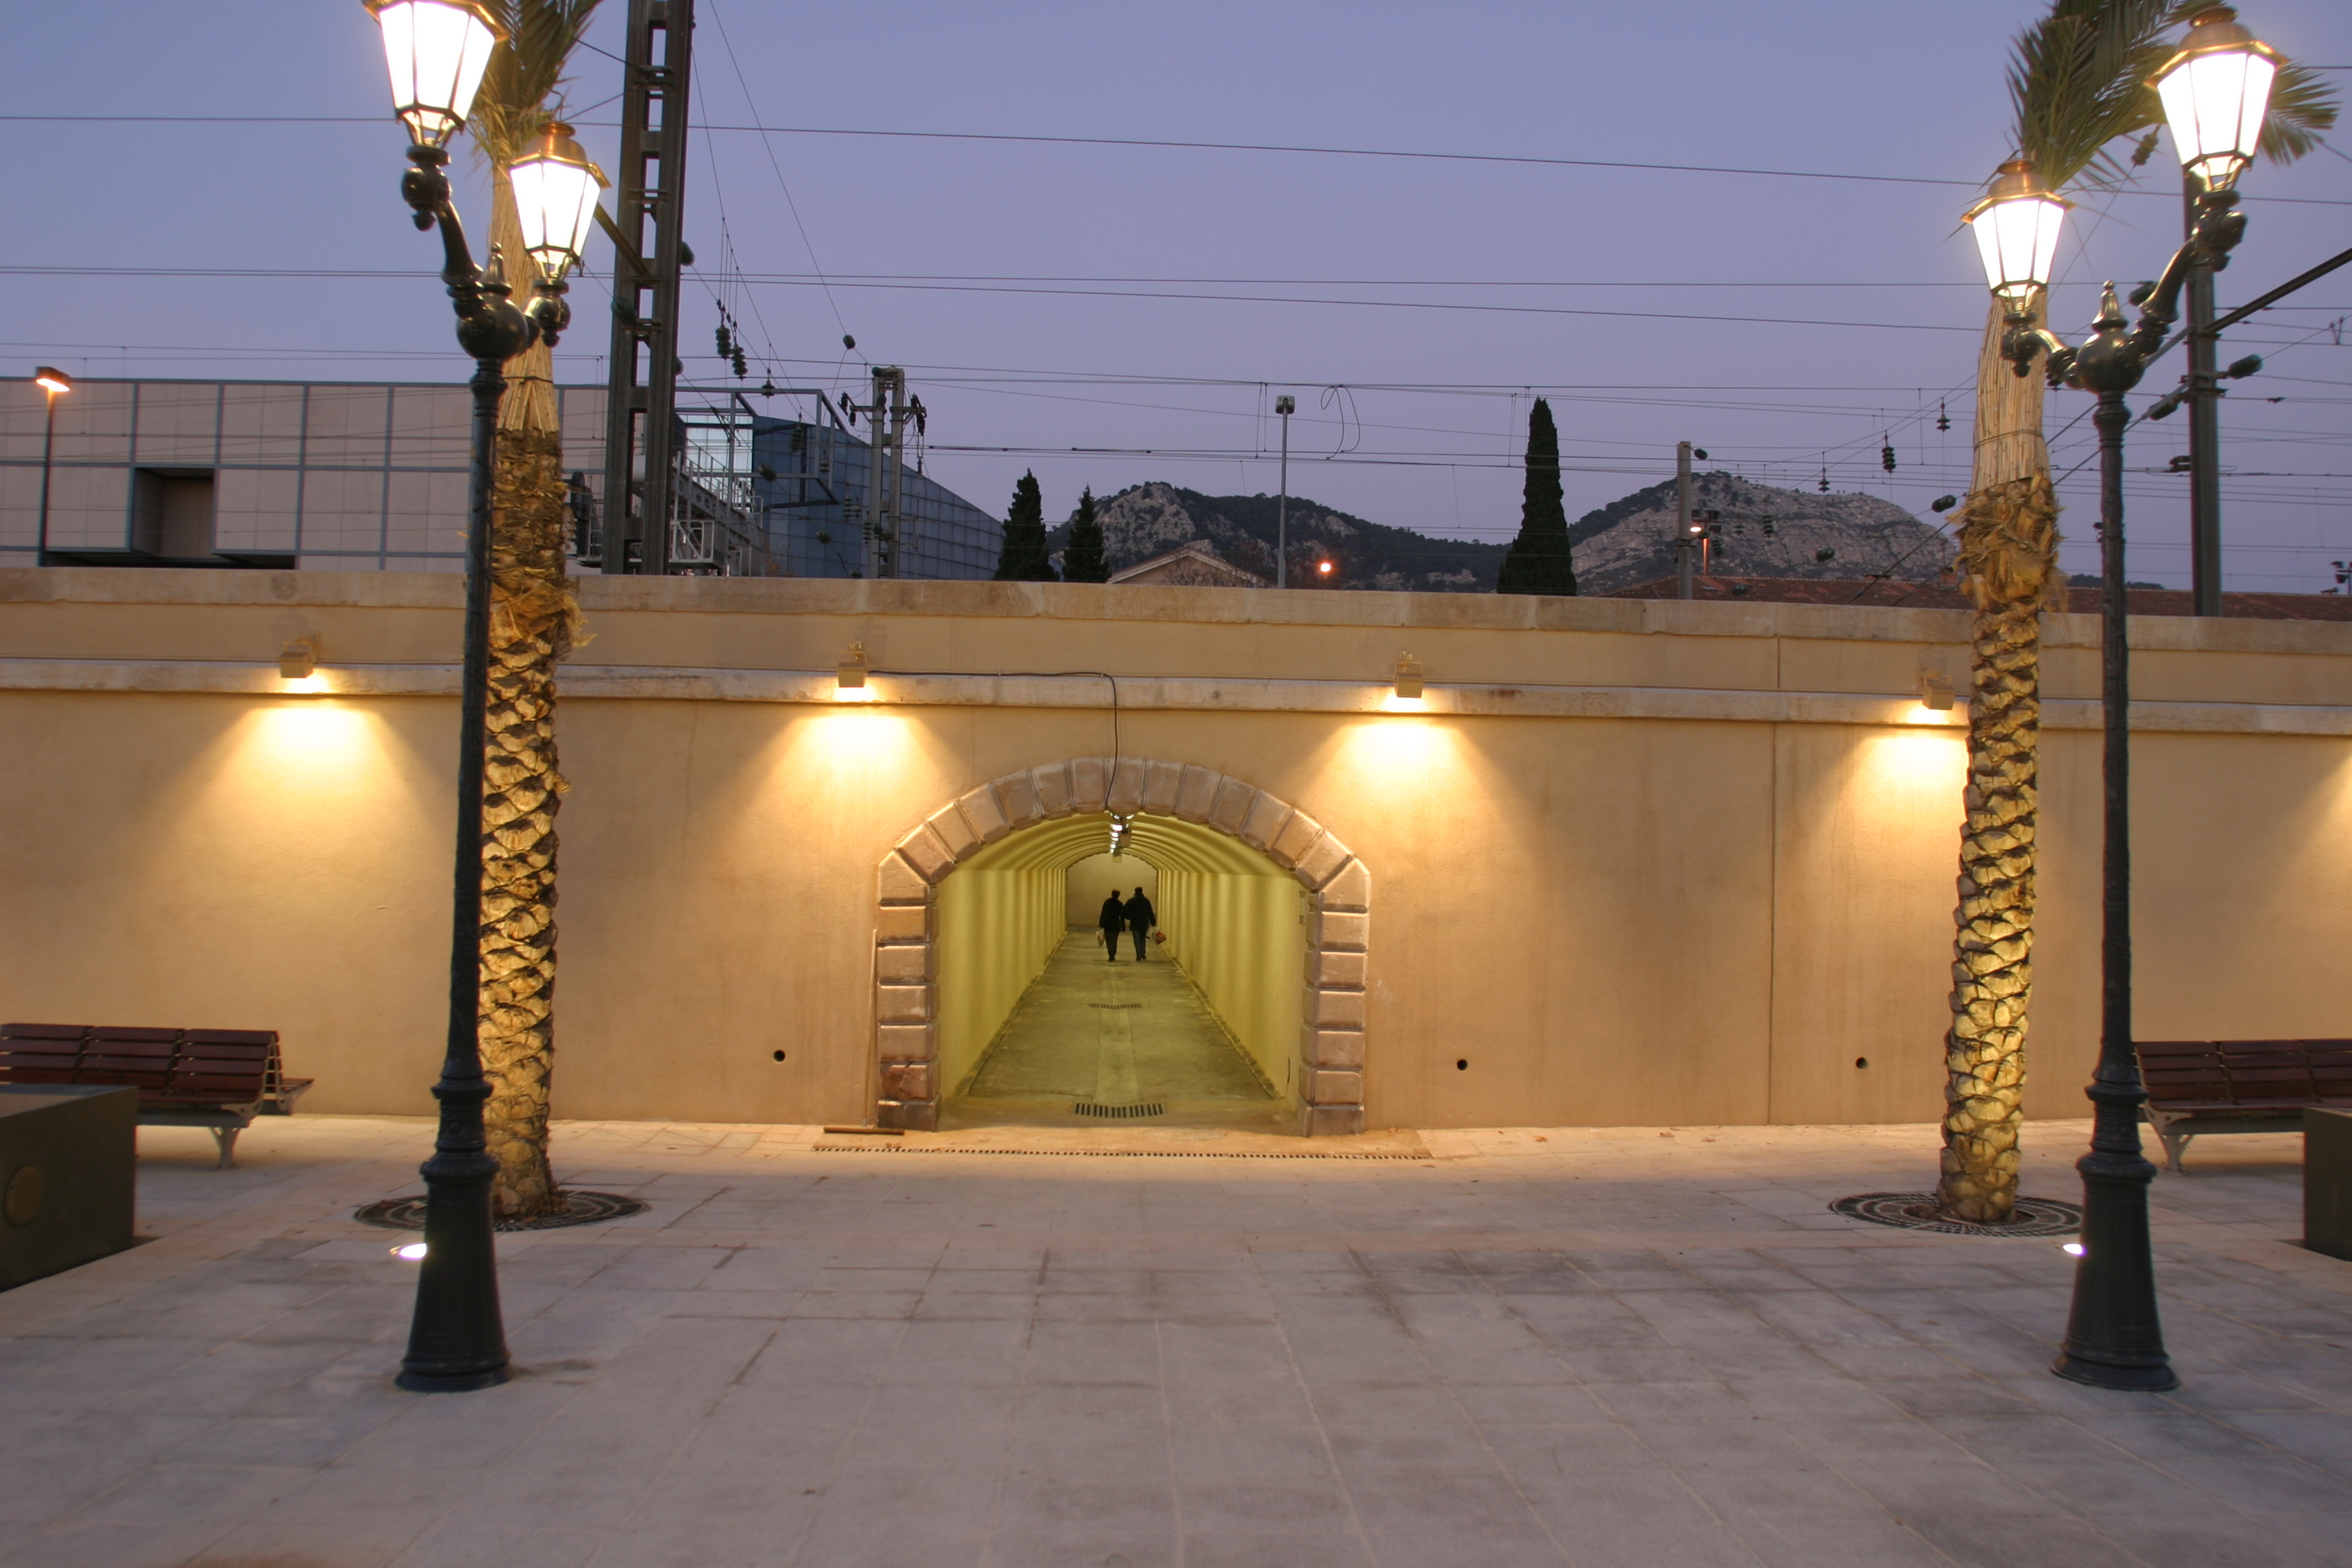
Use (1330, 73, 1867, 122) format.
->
(871, 758, 1369, 1135)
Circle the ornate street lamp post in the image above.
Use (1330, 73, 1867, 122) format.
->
(1962, 5, 2279, 1394)
(361, 0, 598, 1393)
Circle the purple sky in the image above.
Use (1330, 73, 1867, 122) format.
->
(7, 1, 2347, 588)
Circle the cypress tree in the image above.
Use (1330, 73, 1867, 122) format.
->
(1495, 398, 1576, 596)
(993, 470, 1057, 581)
(1061, 486, 1109, 583)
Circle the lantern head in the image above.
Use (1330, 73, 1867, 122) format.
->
(33, 367, 72, 396)
(509, 122, 609, 285)
(1963, 158, 2070, 305)
(2153, 6, 2282, 192)
(364, 0, 505, 149)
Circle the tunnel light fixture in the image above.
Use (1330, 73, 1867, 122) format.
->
(835, 641, 872, 699)
(1108, 814, 1132, 858)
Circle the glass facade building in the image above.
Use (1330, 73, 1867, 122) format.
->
(1, 378, 1002, 580)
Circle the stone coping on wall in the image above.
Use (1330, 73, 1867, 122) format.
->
(7, 657, 2352, 736)
(873, 759, 1369, 1138)
(9, 567, 2352, 657)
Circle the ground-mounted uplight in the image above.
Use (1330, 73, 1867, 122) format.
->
(2062, 1243, 2086, 1257)
(2154, 5, 2281, 193)
(393, 1242, 429, 1260)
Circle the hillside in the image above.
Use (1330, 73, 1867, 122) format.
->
(1570, 473, 1952, 593)
(1033, 475, 1949, 595)
(1047, 484, 1506, 592)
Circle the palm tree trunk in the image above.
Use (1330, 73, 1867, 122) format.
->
(478, 166, 581, 1220)
(1938, 290, 2060, 1225)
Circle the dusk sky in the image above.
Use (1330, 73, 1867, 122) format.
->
(6, 1, 2347, 588)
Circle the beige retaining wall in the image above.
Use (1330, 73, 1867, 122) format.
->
(2, 567, 2347, 1135)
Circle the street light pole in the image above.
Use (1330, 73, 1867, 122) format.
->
(364, 0, 597, 1393)
(2184, 173, 2226, 617)
(31, 368, 70, 567)
(1276, 394, 1295, 588)
(1965, 2, 2282, 1395)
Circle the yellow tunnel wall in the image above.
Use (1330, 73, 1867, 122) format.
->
(1154, 866, 1305, 1103)
(934, 864, 1063, 1096)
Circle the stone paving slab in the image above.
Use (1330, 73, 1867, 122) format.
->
(0, 1115, 2347, 1566)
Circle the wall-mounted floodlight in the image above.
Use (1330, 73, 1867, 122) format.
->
(836, 641, 868, 694)
(1393, 654, 1424, 701)
(1919, 671, 1957, 712)
(279, 638, 318, 681)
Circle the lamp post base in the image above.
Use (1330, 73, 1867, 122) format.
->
(396, 1365, 514, 1394)
(2050, 1351, 2180, 1392)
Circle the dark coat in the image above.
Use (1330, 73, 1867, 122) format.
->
(1124, 892, 1156, 930)
(1097, 894, 1126, 933)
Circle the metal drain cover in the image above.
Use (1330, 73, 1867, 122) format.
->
(1074, 1102, 1165, 1119)
(354, 1190, 651, 1233)
(1830, 1192, 2082, 1237)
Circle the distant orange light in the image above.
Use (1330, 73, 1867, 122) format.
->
(1316, 560, 1333, 576)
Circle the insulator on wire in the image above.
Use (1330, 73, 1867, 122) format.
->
(1881, 438, 1896, 474)
(1936, 402, 1951, 433)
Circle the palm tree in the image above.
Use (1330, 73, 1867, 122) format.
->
(459, 0, 603, 1220)
(1938, 1, 2334, 1223)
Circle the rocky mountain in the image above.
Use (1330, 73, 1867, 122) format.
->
(1046, 484, 1506, 592)
(1568, 473, 1952, 594)
(1034, 475, 1950, 596)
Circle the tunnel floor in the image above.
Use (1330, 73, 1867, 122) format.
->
(944, 932, 1292, 1132)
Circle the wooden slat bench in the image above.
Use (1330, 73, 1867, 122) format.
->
(0, 1024, 311, 1168)
(2136, 1038, 2352, 1173)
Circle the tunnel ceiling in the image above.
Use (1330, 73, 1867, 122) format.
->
(957, 812, 1288, 878)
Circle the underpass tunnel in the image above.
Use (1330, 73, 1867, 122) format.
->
(934, 812, 1308, 1125)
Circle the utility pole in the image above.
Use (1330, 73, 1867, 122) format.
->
(601, 0, 694, 576)
(852, 366, 908, 578)
(1275, 394, 1295, 588)
(2184, 172, 2224, 617)
(1674, 439, 1695, 599)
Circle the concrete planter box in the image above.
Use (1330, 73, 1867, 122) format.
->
(0, 1084, 136, 1291)
(2310, 1108, 2352, 1264)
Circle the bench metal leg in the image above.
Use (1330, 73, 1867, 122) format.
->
(209, 1126, 241, 1171)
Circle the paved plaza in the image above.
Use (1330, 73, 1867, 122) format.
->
(2, 1114, 2348, 1567)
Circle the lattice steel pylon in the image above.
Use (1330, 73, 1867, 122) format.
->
(599, 0, 694, 575)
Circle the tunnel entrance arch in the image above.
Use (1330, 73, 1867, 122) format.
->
(873, 759, 1369, 1135)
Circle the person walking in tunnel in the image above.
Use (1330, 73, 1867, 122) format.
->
(1097, 889, 1127, 961)
(1123, 885, 1156, 962)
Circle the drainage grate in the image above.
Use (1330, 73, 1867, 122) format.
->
(1829, 1192, 2082, 1238)
(1074, 1102, 1165, 1119)
(354, 1190, 651, 1233)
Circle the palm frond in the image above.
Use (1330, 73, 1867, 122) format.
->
(2257, 61, 2341, 165)
(465, 0, 604, 165)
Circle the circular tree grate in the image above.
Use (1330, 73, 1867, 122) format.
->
(353, 1191, 649, 1233)
(1830, 1192, 2082, 1238)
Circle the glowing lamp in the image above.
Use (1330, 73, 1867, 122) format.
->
(2154, 7, 2281, 192)
(279, 639, 318, 681)
(1393, 654, 1424, 701)
(1315, 559, 1334, 578)
(1964, 158, 2070, 303)
(836, 641, 868, 693)
(393, 1242, 429, 1260)
(34, 366, 72, 396)
(363, 0, 505, 149)
(1918, 671, 1955, 712)
(508, 122, 608, 284)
